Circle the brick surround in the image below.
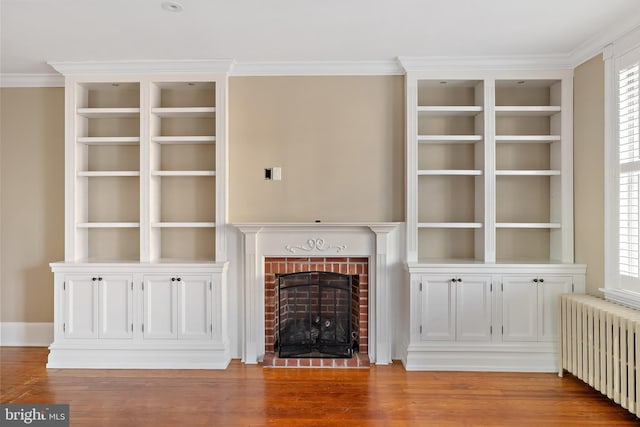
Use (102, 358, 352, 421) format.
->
(264, 257, 369, 356)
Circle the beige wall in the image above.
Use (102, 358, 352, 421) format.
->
(573, 54, 605, 296)
(0, 64, 607, 323)
(0, 88, 65, 322)
(228, 76, 405, 222)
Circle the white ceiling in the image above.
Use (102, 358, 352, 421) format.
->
(2, 0, 640, 76)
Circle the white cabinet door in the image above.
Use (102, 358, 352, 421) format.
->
(420, 276, 455, 341)
(64, 276, 98, 339)
(99, 275, 134, 339)
(143, 276, 177, 339)
(502, 277, 538, 342)
(538, 276, 572, 342)
(456, 276, 492, 341)
(177, 276, 212, 340)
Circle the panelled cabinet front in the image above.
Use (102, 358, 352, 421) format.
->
(420, 275, 491, 342)
(64, 274, 133, 339)
(143, 275, 178, 339)
(49, 265, 228, 369)
(406, 266, 584, 371)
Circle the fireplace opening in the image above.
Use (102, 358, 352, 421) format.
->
(276, 271, 358, 358)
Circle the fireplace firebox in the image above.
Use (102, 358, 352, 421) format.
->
(276, 272, 358, 358)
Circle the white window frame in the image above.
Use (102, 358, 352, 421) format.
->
(604, 27, 640, 309)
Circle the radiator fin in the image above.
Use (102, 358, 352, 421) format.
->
(560, 294, 640, 417)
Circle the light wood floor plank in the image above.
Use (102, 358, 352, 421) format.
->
(1, 348, 638, 426)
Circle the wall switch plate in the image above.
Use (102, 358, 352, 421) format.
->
(273, 167, 282, 181)
(264, 168, 272, 180)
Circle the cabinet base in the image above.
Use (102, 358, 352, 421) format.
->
(403, 342, 558, 372)
(46, 346, 231, 369)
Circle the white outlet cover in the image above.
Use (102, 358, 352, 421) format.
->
(273, 167, 282, 181)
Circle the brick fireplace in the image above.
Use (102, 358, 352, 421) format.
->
(235, 222, 401, 367)
(263, 257, 369, 367)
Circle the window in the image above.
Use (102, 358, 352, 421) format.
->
(604, 29, 640, 308)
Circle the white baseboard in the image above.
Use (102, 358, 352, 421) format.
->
(0, 322, 54, 346)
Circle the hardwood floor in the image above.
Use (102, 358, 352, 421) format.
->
(1, 348, 638, 426)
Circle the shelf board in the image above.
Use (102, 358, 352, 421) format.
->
(496, 170, 560, 176)
(418, 135, 483, 143)
(495, 135, 560, 143)
(418, 222, 483, 229)
(152, 222, 216, 228)
(417, 106, 483, 116)
(77, 136, 140, 145)
(152, 136, 216, 144)
(77, 222, 140, 228)
(77, 108, 140, 118)
(151, 107, 216, 118)
(78, 171, 140, 177)
(495, 106, 561, 116)
(418, 169, 483, 176)
(496, 222, 561, 229)
(152, 171, 215, 176)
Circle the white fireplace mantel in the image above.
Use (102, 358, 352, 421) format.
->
(234, 222, 402, 365)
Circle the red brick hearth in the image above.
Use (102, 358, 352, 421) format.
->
(263, 256, 370, 368)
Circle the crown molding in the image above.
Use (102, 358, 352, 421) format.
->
(0, 73, 64, 87)
(398, 54, 574, 73)
(570, 18, 640, 67)
(47, 59, 235, 76)
(230, 60, 404, 76)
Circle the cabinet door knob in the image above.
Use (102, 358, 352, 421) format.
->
(533, 278, 538, 283)
(92, 277, 97, 282)
(171, 277, 176, 282)
(539, 278, 544, 283)
(177, 277, 182, 282)
(451, 278, 457, 283)
(457, 278, 462, 283)
(98, 277, 102, 281)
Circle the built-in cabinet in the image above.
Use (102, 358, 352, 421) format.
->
(47, 61, 232, 369)
(420, 275, 492, 342)
(401, 62, 586, 371)
(501, 275, 572, 342)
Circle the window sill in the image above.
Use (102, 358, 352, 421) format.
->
(601, 288, 640, 310)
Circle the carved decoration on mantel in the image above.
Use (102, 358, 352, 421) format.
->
(284, 238, 347, 254)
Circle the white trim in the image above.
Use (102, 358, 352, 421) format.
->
(47, 59, 235, 76)
(231, 60, 404, 76)
(47, 347, 231, 369)
(600, 288, 640, 310)
(0, 74, 64, 87)
(403, 342, 559, 372)
(234, 222, 402, 365)
(603, 25, 640, 309)
(0, 322, 54, 346)
(571, 21, 640, 68)
(398, 55, 574, 72)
